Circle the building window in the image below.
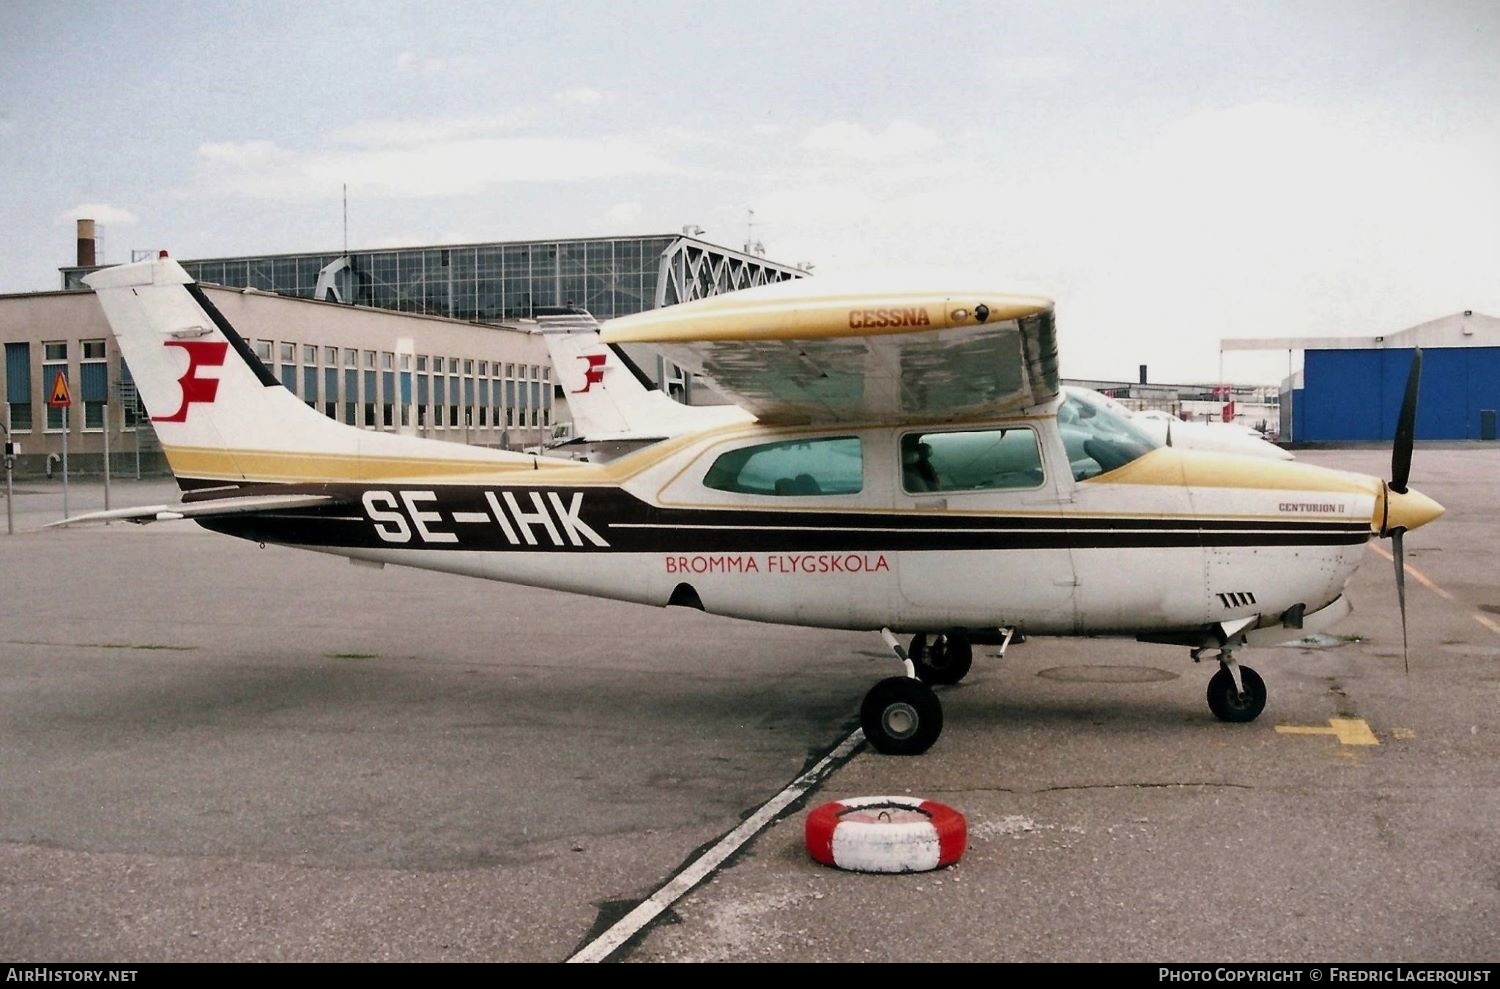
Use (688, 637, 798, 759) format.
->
(280, 342, 295, 363)
(381, 352, 394, 370)
(325, 346, 338, 365)
(364, 350, 376, 368)
(80, 339, 108, 431)
(417, 356, 428, 371)
(448, 405, 459, 427)
(478, 361, 488, 376)
(505, 363, 515, 377)
(344, 348, 357, 367)
(448, 358, 459, 374)
(344, 402, 356, 425)
(400, 354, 411, 370)
(304, 345, 318, 364)
(4, 341, 32, 432)
(255, 340, 273, 361)
(42, 341, 67, 431)
(463, 359, 473, 374)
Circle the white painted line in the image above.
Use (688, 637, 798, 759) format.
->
(451, 512, 490, 524)
(566, 728, 866, 964)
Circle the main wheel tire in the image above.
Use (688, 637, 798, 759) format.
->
(910, 630, 973, 686)
(1207, 666, 1267, 722)
(861, 676, 943, 755)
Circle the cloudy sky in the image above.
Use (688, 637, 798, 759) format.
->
(2, 0, 1497, 382)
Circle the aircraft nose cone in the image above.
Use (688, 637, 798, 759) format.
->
(1383, 486, 1445, 533)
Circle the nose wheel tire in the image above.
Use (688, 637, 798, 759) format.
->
(861, 676, 943, 755)
(908, 631, 973, 685)
(1206, 666, 1267, 722)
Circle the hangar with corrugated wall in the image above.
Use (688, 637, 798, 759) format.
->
(1224, 310, 1500, 442)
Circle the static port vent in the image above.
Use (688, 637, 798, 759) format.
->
(1216, 591, 1258, 609)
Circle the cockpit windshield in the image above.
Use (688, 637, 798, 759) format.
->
(1057, 386, 1161, 481)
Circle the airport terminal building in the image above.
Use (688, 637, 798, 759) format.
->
(1, 228, 804, 477)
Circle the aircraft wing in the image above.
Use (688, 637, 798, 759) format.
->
(601, 281, 1058, 425)
(46, 493, 340, 527)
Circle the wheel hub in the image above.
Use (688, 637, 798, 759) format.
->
(883, 702, 919, 739)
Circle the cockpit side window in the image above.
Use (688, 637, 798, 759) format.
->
(702, 436, 863, 496)
(900, 428, 1044, 493)
(1058, 388, 1160, 481)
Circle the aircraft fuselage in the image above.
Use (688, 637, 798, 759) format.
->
(203, 416, 1378, 643)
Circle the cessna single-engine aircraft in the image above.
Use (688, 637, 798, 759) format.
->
(65, 255, 1443, 755)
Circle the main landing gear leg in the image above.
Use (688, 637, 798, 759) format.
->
(861, 629, 943, 755)
(1195, 647, 1267, 723)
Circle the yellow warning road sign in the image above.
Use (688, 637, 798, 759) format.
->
(48, 370, 72, 408)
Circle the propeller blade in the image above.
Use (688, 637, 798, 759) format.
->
(1391, 348, 1422, 494)
(1393, 527, 1409, 675)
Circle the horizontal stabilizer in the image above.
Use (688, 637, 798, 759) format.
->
(46, 493, 339, 528)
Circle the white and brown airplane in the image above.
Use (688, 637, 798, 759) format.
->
(61, 255, 1443, 755)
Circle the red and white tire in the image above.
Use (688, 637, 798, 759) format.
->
(805, 796, 966, 873)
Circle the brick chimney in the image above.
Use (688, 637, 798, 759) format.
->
(76, 218, 96, 267)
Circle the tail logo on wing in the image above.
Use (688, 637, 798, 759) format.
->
(152, 340, 230, 423)
(572, 352, 607, 394)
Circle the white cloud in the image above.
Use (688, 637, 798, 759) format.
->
(996, 55, 1072, 83)
(395, 51, 446, 74)
(192, 133, 681, 200)
(554, 87, 607, 106)
(603, 202, 643, 226)
(800, 120, 940, 162)
(56, 203, 139, 226)
(0, 112, 14, 136)
(332, 113, 533, 147)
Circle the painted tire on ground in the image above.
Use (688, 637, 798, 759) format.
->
(805, 796, 966, 873)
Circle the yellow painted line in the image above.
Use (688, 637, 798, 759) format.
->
(1329, 718, 1380, 746)
(1367, 543, 1500, 638)
(1275, 717, 1380, 746)
(1392, 728, 1416, 740)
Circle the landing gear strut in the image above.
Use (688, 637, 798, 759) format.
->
(861, 629, 943, 755)
(1195, 648, 1267, 722)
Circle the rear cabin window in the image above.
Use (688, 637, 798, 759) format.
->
(901, 428, 1043, 493)
(703, 436, 863, 496)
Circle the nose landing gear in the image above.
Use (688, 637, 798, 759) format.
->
(1195, 647, 1267, 722)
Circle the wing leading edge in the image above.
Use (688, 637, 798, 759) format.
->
(601, 282, 1058, 425)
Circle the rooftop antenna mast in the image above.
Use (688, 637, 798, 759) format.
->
(744, 208, 764, 256)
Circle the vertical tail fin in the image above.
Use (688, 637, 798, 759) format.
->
(85, 256, 527, 486)
(537, 312, 753, 443)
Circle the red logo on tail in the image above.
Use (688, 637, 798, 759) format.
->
(152, 340, 229, 423)
(573, 353, 607, 393)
